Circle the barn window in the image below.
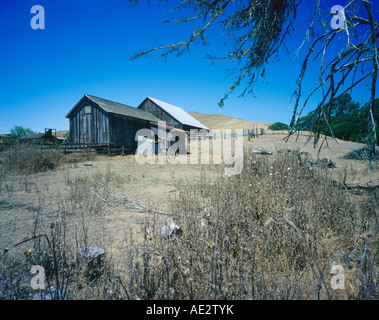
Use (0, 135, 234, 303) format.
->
(85, 105, 92, 114)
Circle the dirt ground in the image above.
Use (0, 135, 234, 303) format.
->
(0, 133, 377, 271)
(0, 149, 223, 269)
(246, 133, 379, 186)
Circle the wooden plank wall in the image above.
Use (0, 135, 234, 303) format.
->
(69, 97, 157, 148)
(109, 114, 151, 148)
(69, 98, 109, 144)
(138, 99, 183, 129)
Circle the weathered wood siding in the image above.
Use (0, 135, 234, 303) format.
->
(68, 96, 156, 148)
(69, 97, 109, 144)
(109, 114, 151, 148)
(138, 99, 183, 129)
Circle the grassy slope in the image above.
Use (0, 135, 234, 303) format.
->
(188, 111, 273, 130)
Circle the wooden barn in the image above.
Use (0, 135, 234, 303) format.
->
(65, 94, 160, 149)
(138, 97, 209, 132)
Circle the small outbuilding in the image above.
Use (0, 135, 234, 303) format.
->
(19, 129, 57, 144)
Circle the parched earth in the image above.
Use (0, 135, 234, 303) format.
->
(0, 133, 377, 271)
(0, 151, 222, 269)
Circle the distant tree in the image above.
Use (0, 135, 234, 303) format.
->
(129, 0, 378, 181)
(10, 126, 35, 137)
(268, 122, 289, 131)
(330, 93, 360, 118)
(297, 96, 379, 146)
(4, 126, 36, 145)
(329, 112, 363, 142)
(299, 93, 361, 137)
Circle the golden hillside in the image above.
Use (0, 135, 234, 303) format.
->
(188, 111, 273, 130)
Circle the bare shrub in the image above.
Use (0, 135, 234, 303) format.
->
(0, 166, 5, 192)
(64, 149, 97, 164)
(1, 144, 63, 175)
(1, 150, 377, 300)
(0, 206, 125, 300)
(125, 151, 378, 300)
(63, 169, 125, 216)
(1, 144, 97, 176)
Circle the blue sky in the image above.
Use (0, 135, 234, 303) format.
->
(0, 0, 377, 133)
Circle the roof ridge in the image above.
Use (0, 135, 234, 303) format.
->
(146, 97, 208, 130)
(66, 94, 160, 122)
(149, 96, 180, 108)
(86, 94, 134, 108)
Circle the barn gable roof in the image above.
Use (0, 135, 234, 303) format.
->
(66, 94, 160, 123)
(142, 97, 209, 130)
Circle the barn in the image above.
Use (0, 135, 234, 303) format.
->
(65, 94, 160, 149)
(137, 97, 209, 132)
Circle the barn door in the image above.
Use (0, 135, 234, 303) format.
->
(83, 104, 93, 144)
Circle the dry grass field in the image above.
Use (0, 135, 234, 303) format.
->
(245, 133, 379, 186)
(0, 115, 378, 300)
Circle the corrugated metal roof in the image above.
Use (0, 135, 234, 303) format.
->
(146, 97, 208, 130)
(66, 94, 160, 123)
